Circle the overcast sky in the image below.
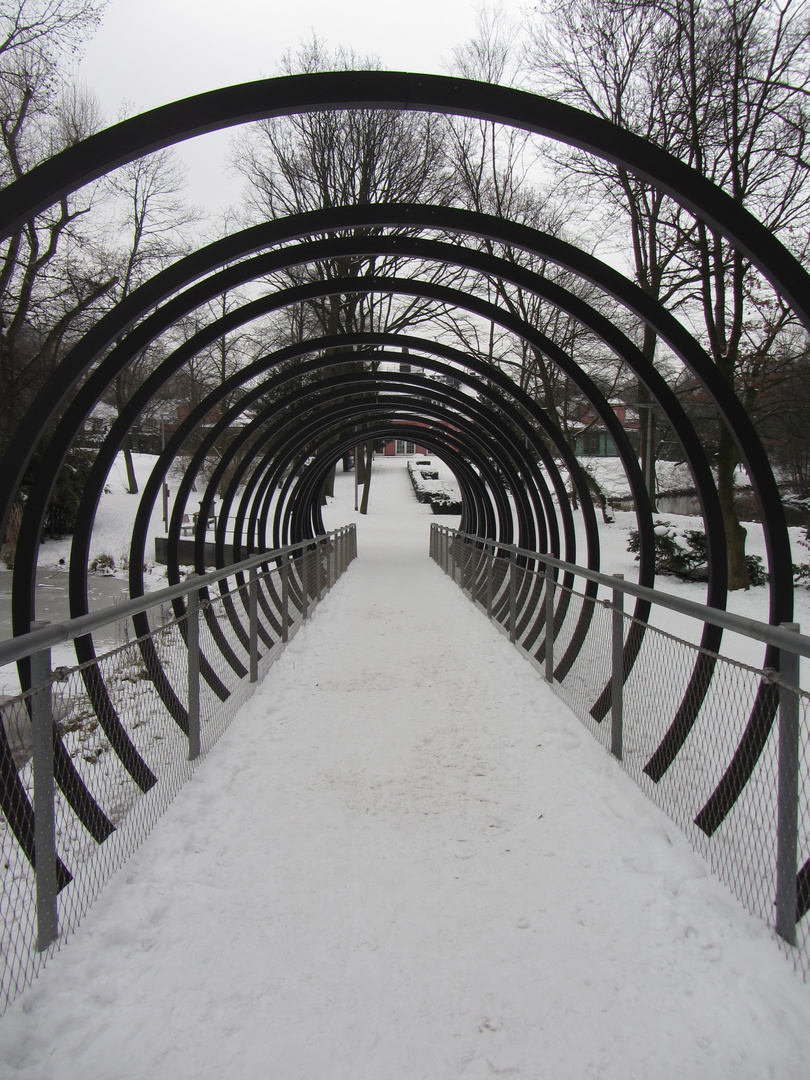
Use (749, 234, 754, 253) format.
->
(77, 0, 530, 214)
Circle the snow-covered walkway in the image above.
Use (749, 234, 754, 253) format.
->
(1, 458, 808, 1078)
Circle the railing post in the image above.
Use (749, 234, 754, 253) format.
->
(249, 566, 259, 684)
(509, 550, 517, 644)
(301, 548, 310, 620)
(611, 574, 625, 761)
(776, 621, 800, 946)
(187, 578, 200, 761)
(486, 544, 494, 619)
(544, 570, 555, 683)
(281, 557, 290, 643)
(30, 622, 58, 952)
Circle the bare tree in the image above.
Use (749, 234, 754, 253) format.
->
(103, 142, 201, 492)
(443, 4, 624, 504)
(0, 1, 106, 66)
(231, 36, 456, 513)
(0, 1, 113, 456)
(529, 0, 810, 588)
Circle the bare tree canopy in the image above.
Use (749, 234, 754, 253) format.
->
(0, 0, 112, 456)
(231, 37, 458, 512)
(529, 0, 810, 587)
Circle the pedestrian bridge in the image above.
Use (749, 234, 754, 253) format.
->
(0, 459, 808, 1077)
(0, 73, 809, 1053)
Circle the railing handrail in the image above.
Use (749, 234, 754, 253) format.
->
(435, 524, 810, 659)
(0, 528, 351, 669)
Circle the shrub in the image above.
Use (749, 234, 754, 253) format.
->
(628, 520, 768, 585)
(89, 552, 116, 575)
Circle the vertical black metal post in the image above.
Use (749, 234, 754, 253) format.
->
(509, 550, 517, 644)
(301, 549, 310, 620)
(249, 566, 259, 684)
(187, 579, 200, 761)
(544, 571, 555, 683)
(486, 544, 494, 619)
(281, 557, 290, 643)
(611, 574, 625, 761)
(776, 621, 800, 946)
(30, 622, 58, 952)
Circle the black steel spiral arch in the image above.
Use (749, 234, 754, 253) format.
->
(0, 72, 808, 914)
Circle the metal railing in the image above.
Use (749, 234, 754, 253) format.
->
(431, 523, 809, 979)
(0, 525, 357, 1015)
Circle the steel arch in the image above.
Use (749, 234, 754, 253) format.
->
(1, 72, 807, 910)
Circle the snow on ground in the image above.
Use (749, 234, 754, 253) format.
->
(0, 457, 807, 1079)
(36, 452, 190, 577)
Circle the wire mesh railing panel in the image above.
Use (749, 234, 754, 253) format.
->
(0, 526, 356, 1016)
(430, 524, 810, 981)
(796, 695, 810, 974)
(50, 643, 192, 943)
(0, 693, 44, 1009)
(551, 588, 613, 750)
(541, 580, 579, 667)
(621, 619, 722, 807)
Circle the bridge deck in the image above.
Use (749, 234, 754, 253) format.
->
(0, 459, 807, 1077)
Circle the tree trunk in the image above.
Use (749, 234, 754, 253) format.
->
(359, 442, 374, 515)
(321, 463, 336, 505)
(717, 420, 749, 590)
(123, 436, 138, 494)
(355, 444, 365, 486)
(637, 379, 657, 512)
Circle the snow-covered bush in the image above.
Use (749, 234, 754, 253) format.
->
(89, 552, 116, 575)
(407, 459, 461, 513)
(628, 521, 767, 585)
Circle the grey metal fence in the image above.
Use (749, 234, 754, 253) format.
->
(0, 525, 357, 1015)
(430, 523, 809, 980)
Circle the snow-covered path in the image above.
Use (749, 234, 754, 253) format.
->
(1, 459, 808, 1078)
